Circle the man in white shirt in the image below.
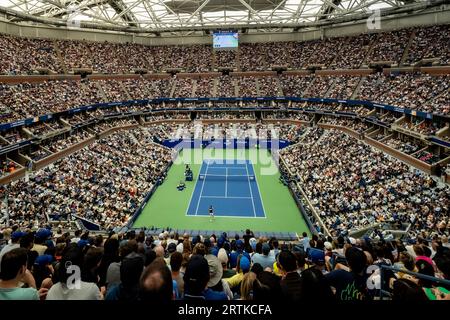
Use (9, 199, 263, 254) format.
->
(70, 230, 82, 244)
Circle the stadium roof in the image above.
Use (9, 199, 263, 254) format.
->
(0, 0, 444, 34)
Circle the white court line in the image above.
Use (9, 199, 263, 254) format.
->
(185, 159, 203, 217)
(207, 165, 248, 169)
(193, 214, 267, 219)
(194, 161, 209, 216)
(202, 195, 252, 199)
(245, 161, 257, 218)
(250, 160, 267, 218)
(225, 167, 228, 198)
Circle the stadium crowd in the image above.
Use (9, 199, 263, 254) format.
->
(1, 71, 449, 128)
(280, 129, 449, 235)
(0, 226, 448, 301)
(0, 23, 449, 303)
(0, 129, 172, 228)
(0, 24, 448, 75)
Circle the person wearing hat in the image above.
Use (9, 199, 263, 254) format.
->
(153, 233, 164, 247)
(226, 255, 251, 291)
(309, 248, 327, 274)
(0, 231, 26, 268)
(249, 237, 257, 252)
(229, 239, 250, 269)
(0, 228, 12, 250)
(182, 255, 210, 300)
(217, 248, 235, 279)
(165, 242, 177, 265)
(32, 254, 54, 290)
(33, 229, 52, 256)
(205, 254, 232, 300)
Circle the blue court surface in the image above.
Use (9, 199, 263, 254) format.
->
(186, 159, 265, 218)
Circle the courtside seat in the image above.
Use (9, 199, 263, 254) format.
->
(190, 230, 200, 237)
(279, 232, 288, 239)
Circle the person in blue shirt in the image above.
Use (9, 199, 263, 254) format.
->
(301, 232, 310, 252)
(252, 243, 275, 270)
(229, 240, 250, 269)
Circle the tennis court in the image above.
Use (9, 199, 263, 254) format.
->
(186, 159, 265, 218)
(133, 148, 309, 235)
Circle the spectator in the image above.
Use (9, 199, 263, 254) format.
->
(392, 278, 428, 302)
(278, 251, 302, 302)
(0, 248, 43, 300)
(325, 247, 370, 301)
(139, 258, 173, 302)
(46, 244, 102, 300)
(301, 232, 310, 251)
(170, 251, 184, 297)
(33, 229, 51, 256)
(226, 255, 251, 291)
(205, 254, 230, 300)
(105, 254, 144, 301)
(230, 240, 250, 269)
(82, 247, 104, 285)
(32, 254, 54, 290)
(240, 271, 258, 300)
(298, 268, 335, 301)
(183, 254, 210, 300)
(251, 243, 275, 270)
(218, 248, 235, 279)
(0, 231, 26, 271)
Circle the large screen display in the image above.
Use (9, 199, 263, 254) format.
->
(213, 32, 238, 49)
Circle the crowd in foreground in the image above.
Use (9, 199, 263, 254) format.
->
(0, 227, 448, 301)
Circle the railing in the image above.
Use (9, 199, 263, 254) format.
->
(379, 264, 450, 300)
(72, 214, 101, 231)
(1, 95, 448, 133)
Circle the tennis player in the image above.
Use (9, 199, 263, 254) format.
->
(209, 205, 215, 222)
